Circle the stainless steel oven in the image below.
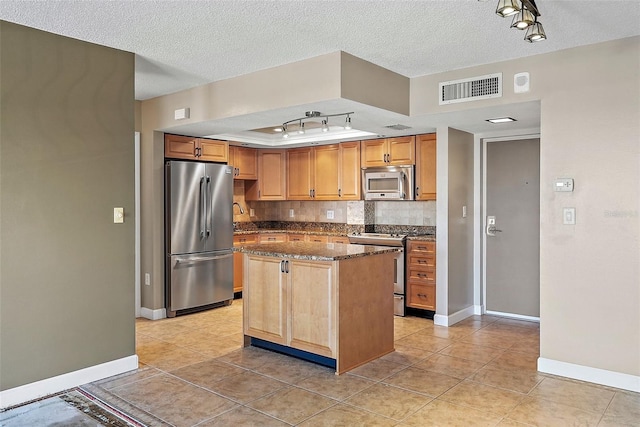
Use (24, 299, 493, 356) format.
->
(347, 232, 406, 316)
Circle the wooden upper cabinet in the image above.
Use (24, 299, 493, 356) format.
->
(338, 141, 361, 200)
(164, 134, 228, 162)
(229, 146, 258, 180)
(314, 145, 340, 200)
(287, 147, 314, 200)
(361, 136, 415, 167)
(415, 133, 437, 200)
(198, 139, 228, 162)
(245, 149, 286, 200)
(361, 138, 388, 167)
(388, 136, 415, 165)
(164, 134, 198, 160)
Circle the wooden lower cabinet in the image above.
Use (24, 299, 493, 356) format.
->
(259, 233, 286, 243)
(406, 240, 436, 311)
(233, 234, 258, 293)
(287, 233, 305, 242)
(243, 252, 395, 374)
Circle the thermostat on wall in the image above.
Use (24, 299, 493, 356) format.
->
(554, 178, 574, 192)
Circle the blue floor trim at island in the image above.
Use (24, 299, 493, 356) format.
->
(250, 338, 337, 370)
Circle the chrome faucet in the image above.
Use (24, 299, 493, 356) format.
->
(233, 202, 245, 214)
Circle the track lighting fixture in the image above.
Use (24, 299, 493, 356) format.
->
(490, 0, 547, 42)
(278, 111, 354, 139)
(345, 115, 352, 130)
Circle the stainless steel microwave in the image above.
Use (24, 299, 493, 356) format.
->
(362, 166, 415, 200)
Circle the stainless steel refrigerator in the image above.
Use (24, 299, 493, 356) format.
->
(165, 160, 234, 317)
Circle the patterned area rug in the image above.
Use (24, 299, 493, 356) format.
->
(0, 388, 147, 427)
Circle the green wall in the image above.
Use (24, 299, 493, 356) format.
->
(0, 21, 135, 390)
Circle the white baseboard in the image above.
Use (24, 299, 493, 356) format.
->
(434, 305, 475, 327)
(474, 305, 483, 315)
(538, 357, 640, 393)
(139, 307, 166, 320)
(486, 310, 540, 322)
(0, 355, 138, 409)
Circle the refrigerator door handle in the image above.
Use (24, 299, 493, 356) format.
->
(206, 176, 212, 237)
(175, 253, 233, 264)
(200, 177, 206, 238)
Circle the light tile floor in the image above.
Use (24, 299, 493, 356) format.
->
(87, 300, 640, 425)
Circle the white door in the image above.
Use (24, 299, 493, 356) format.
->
(484, 138, 540, 318)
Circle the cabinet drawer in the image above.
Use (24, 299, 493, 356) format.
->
(288, 234, 305, 242)
(407, 254, 435, 268)
(407, 283, 435, 310)
(307, 235, 329, 243)
(407, 240, 435, 254)
(259, 234, 287, 243)
(329, 236, 350, 244)
(234, 235, 258, 245)
(408, 267, 436, 284)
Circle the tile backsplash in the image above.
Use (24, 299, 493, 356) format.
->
(234, 180, 436, 227)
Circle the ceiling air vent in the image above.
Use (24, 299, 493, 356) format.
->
(384, 124, 412, 131)
(439, 73, 502, 105)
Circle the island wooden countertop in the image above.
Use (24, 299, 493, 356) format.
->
(234, 241, 400, 261)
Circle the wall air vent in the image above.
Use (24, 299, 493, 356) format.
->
(439, 73, 502, 105)
(384, 124, 412, 131)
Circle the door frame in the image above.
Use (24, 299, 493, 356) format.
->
(479, 133, 541, 321)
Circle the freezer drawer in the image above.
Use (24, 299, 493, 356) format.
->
(167, 251, 233, 316)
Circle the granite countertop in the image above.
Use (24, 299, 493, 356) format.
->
(234, 229, 346, 237)
(406, 235, 436, 242)
(235, 241, 401, 261)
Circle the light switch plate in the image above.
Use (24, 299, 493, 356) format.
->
(289, 209, 295, 218)
(563, 207, 576, 225)
(326, 210, 335, 220)
(249, 208, 255, 217)
(114, 207, 124, 223)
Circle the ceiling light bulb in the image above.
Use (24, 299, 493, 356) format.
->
(525, 21, 547, 42)
(298, 121, 305, 134)
(510, 8, 535, 29)
(321, 119, 329, 132)
(496, 0, 521, 17)
(344, 116, 352, 130)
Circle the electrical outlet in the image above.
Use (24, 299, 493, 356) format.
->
(249, 208, 255, 217)
(289, 209, 294, 218)
(462, 205, 467, 218)
(326, 210, 335, 220)
(145, 273, 150, 286)
(563, 207, 576, 225)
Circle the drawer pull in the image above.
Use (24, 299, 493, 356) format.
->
(417, 260, 426, 264)
(417, 293, 428, 298)
(417, 273, 428, 278)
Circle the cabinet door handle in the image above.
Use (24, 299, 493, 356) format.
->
(280, 260, 285, 273)
(338, 188, 341, 197)
(285, 260, 289, 273)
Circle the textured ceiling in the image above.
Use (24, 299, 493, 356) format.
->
(2, 0, 639, 101)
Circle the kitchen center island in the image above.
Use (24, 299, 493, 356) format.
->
(236, 241, 399, 374)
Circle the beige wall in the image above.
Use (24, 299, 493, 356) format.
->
(0, 22, 135, 390)
(140, 37, 640, 381)
(414, 37, 640, 377)
(446, 128, 475, 314)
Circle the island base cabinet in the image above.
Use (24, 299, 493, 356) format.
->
(288, 261, 336, 358)
(243, 255, 287, 345)
(242, 252, 395, 374)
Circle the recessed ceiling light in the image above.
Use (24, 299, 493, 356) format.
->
(486, 117, 517, 124)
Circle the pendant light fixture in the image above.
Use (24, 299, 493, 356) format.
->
(524, 18, 547, 42)
(496, 0, 520, 17)
(489, 0, 547, 42)
(510, 7, 535, 29)
(298, 120, 305, 134)
(321, 119, 329, 132)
